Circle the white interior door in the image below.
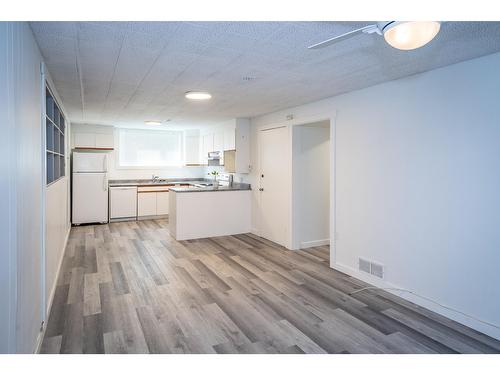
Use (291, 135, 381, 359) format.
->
(259, 126, 289, 246)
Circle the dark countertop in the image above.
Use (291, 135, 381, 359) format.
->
(108, 178, 206, 187)
(108, 178, 251, 192)
(169, 182, 251, 193)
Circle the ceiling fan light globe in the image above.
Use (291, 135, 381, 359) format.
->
(383, 21, 441, 50)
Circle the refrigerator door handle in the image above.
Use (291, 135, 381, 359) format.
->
(103, 174, 108, 191)
(103, 155, 107, 172)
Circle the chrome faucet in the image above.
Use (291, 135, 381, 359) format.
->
(152, 174, 160, 183)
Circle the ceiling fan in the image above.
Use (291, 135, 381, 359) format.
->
(308, 21, 441, 51)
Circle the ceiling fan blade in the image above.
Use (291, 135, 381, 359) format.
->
(307, 24, 379, 49)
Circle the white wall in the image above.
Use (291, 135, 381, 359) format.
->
(292, 122, 330, 249)
(45, 178, 70, 317)
(71, 123, 206, 180)
(250, 52, 500, 339)
(0, 21, 18, 354)
(0, 22, 70, 353)
(13, 21, 45, 354)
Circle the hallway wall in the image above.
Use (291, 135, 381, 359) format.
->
(0, 22, 70, 353)
(250, 52, 500, 340)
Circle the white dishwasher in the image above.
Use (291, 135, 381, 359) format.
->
(109, 186, 138, 221)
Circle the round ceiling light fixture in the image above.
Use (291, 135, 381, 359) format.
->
(144, 120, 162, 126)
(185, 91, 212, 100)
(382, 21, 441, 50)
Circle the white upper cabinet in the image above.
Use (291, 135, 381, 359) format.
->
(224, 128, 236, 150)
(235, 119, 250, 173)
(72, 124, 114, 150)
(214, 131, 224, 153)
(185, 132, 201, 165)
(221, 118, 251, 174)
(95, 133, 114, 149)
(74, 133, 95, 149)
(201, 133, 214, 164)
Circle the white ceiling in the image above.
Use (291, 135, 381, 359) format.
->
(30, 21, 500, 129)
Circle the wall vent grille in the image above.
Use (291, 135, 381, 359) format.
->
(359, 258, 371, 274)
(359, 258, 384, 279)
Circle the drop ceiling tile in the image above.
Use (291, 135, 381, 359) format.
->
(30, 22, 78, 39)
(77, 22, 125, 45)
(30, 21, 500, 129)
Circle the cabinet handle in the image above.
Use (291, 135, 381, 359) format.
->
(259, 188, 264, 191)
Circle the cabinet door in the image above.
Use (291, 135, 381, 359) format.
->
(95, 133, 114, 148)
(224, 128, 236, 150)
(137, 192, 157, 217)
(214, 131, 224, 153)
(74, 133, 96, 148)
(185, 134, 200, 164)
(156, 192, 169, 215)
(235, 120, 250, 173)
(110, 187, 137, 219)
(201, 133, 214, 164)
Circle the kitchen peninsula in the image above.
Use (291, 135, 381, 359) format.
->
(168, 182, 251, 241)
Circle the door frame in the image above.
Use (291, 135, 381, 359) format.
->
(256, 112, 337, 260)
(39, 62, 47, 338)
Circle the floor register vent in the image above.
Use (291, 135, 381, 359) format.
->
(359, 258, 384, 279)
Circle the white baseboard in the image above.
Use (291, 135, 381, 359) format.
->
(300, 239, 330, 249)
(35, 226, 71, 354)
(251, 228, 261, 237)
(330, 261, 500, 341)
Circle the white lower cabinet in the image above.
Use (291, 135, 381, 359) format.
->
(137, 192, 157, 217)
(137, 187, 170, 218)
(110, 186, 137, 220)
(156, 192, 169, 215)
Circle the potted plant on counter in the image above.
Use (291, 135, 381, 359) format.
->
(209, 170, 219, 188)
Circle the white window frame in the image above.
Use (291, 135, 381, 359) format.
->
(115, 128, 185, 169)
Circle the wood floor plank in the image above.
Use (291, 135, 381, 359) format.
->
(40, 219, 500, 354)
(136, 306, 172, 353)
(44, 284, 69, 338)
(383, 308, 483, 353)
(83, 273, 101, 316)
(103, 331, 128, 354)
(40, 335, 62, 354)
(83, 313, 105, 354)
(109, 262, 131, 295)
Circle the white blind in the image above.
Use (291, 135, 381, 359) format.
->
(118, 128, 183, 167)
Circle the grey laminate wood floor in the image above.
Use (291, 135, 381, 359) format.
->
(40, 219, 500, 354)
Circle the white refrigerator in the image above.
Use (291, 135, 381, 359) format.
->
(72, 152, 109, 224)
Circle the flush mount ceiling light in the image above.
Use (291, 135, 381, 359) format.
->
(185, 91, 212, 100)
(308, 21, 441, 51)
(144, 120, 162, 126)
